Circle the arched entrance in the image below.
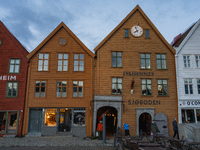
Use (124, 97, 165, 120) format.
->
(139, 113, 151, 135)
(96, 106, 118, 137)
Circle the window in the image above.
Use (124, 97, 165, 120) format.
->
(35, 81, 46, 97)
(74, 54, 84, 71)
(44, 109, 57, 126)
(140, 54, 151, 69)
(112, 52, 122, 67)
(197, 109, 200, 122)
(6, 82, 19, 97)
(38, 54, 49, 71)
(183, 55, 190, 68)
(56, 81, 67, 97)
(73, 108, 85, 126)
(58, 54, 68, 71)
(125, 29, 129, 38)
(73, 81, 83, 97)
(145, 30, 149, 38)
(157, 79, 168, 96)
(0, 112, 6, 132)
(181, 109, 195, 123)
(141, 79, 152, 95)
(156, 54, 166, 69)
(59, 38, 66, 45)
(112, 78, 122, 94)
(195, 55, 200, 68)
(197, 79, 200, 94)
(8, 59, 21, 73)
(184, 79, 193, 94)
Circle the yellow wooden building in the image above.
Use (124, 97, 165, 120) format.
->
(93, 5, 178, 137)
(22, 22, 95, 137)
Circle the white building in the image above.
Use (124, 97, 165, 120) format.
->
(172, 19, 200, 125)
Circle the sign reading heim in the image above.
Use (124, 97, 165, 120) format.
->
(0, 75, 17, 81)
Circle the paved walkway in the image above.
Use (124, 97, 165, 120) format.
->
(0, 136, 115, 149)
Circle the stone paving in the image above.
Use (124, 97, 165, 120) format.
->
(0, 136, 115, 149)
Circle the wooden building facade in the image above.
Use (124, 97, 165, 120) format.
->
(22, 22, 95, 137)
(93, 5, 178, 137)
(0, 21, 29, 137)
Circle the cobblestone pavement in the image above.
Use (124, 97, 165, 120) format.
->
(0, 146, 116, 150)
(0, 136, 115, 149)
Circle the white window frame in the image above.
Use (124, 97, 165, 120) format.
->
(184, 79, 193, 94)
(183, 55, 190, 68)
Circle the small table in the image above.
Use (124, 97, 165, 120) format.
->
(138, 143, 161, 147)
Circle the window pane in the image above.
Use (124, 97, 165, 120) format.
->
(163, 80, 167, 84)
(112, 58, 116, 67)
(36, 81, 40, 86)
(112, 84, 117, 94)
(185, 85, 188, 94)
(117, 58, 122, 67)
(58, 66, 62, 71)
(62, 81, 67, 86)
(117, 84, 122, 94)
(39, 54, 43, 59)
(118, 78, 122, 83)
(74, 61, 78, 66)
(44, 54, 49, 59)
(158, 80, 162, 84)
(156, 54, 160, 59)
(142, 79, 146, 84)
(10, 60, 15, 64)
(57, 81, 61, 86)
(157, 60, 161, 69)
(14, 65, 19, 73)
(63, 60, 68, 65)
(56, 87, 61, 97)
(189, 85, 193, 94)
(141, 59, 145, 69)
(74, 66, 78, 71)
(146, 54, 150, 58)
(158, 85, 162, 95)
(142, 85, 146, 95)
(146, 59, 151, 69)
(147, 79, 151, 84)
(162, 60, 166, 69)
(63, 66, 68, 71)
(112, 78, 117, 83)
(9, 65, 14, 73)
(45, 109, 57, 126)
(41, 81, 46, 86)
(79, 81, 83, 86)
(112, 52, 116, 57)
(58, 60, 62, 66)
(58, 54, 62, 59)
(74, 54, 78, 59)
(80, 54, 84, 59)
(44, 60, 48, 66)
(73, 81, 77, 86)
(147, 85, 152, 95)
(140, 54, 145, 58)
(117, 52, 122, 57)
(64, 54, 68, 59)
(80, 61, 84, 66)
(163, 85, 168, 95)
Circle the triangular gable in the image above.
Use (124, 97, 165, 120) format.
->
(27, 22, 95, 59)
(0, 21, 29, 58)
(94, 5, 175, 54)
(174, 19, 200, 54)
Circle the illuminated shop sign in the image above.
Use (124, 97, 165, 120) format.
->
(128, 100, 160, 105)
(123, 71, 154, 76)
(180, 101, 200, 107)
(0, 75, 16, 81)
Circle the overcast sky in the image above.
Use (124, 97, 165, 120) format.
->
(0, 0, 200, 53)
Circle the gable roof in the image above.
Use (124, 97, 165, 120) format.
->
(27, 22, 95, 59)
(0, 20, 29, 58)
(94, 5, 175, 54)
(171, 19, 200, 54)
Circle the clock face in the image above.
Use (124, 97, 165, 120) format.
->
(131, 25, 143, 37)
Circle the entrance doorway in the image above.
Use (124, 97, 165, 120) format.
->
(28, 109, 42, 133)
(58, 108, 72, 132)
(139, 113, 151, 135)
(96, 106, 117, 137)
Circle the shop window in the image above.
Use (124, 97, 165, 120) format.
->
(74, 54, 84, 71)
(8, 59, 21, 73)
(0, 112, 6, 133)
(38, 53, 49, 71)
(35, 81, 46, 97)
(181, 109, 195, 123)
(196, 109, 200, 122)
(183, 55, 190, 68)
(44, 109, 57, 126)
(141, 79, 152, 95)
(195, 55, 200, 68)
(73, 81, 83, 97)
(197, 79, 200, 94)
(140, 54, 151, 69)
(6, 82, 19, 98)
(112, 78, 122, 94)
(184, 79, 193, 94)
(157, 79, 168, 96)
(57, 54, 68, 71)
(156, 54, 166, 69)
(73, 108, 85, 126)
(125, 29, 129, 38)
(112, 52, 122, 67)
(56, 81, 67, 97)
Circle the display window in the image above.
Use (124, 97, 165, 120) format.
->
(181, 109, 195, 123)
(73, 108, 85, 126)
(196, 109, 200, 122)
(0, 112, 6, 133)
(44, 109, 57, 126)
